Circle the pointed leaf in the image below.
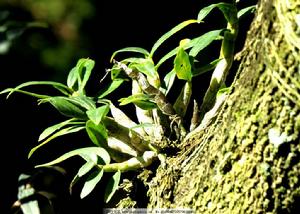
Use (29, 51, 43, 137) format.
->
(174, 47, 192, 81)
(38, 118, 79, 141)
(189, 29, 224, 57)
(35, 147, 111, 168)
(2, 81, 71, 98)
(40, 96, 87, 119)
(86, 120, 108, 147)
(78, 58, 95, 93)
(98, 78, 125, 99)
(197, 3, 237, 24)
(86, 105, 110, 125)
(119, 94, 157, 110)
(110, 47, 150, 62)
(192, 58, 222, 77)
(67, 67, 78, 90)
(80, 169, 104, 199)
(29, 126, 85, 158)
(150, 19, 198, 57)
(162, 69, 176, 94)
(78, 160, 97, 177)
(237, 5, 256, 19)
(104, 170, 121, 203)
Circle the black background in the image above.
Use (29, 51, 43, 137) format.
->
(0, 0, 255, 213)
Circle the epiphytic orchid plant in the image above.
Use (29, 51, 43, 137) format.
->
(1, 2, 255, 203)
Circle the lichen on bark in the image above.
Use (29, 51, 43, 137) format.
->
(146, 0, 300, 213)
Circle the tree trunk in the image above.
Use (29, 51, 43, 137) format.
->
(145, 0, 300, 213)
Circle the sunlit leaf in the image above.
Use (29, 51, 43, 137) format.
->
(78, 58, 95, 93)
(174, 47, 192, 81)
(1, 81, 72, 98)
(110, 47, 150, 62)
(119, 94, 157, 110)
(86, 120, 108, 147)
(237, 5, 256, 19)
(67, 67, 78, 90)
(189, 29, 224, 57)
(104, 170, 121, 203)
(86, 105, 110, 125)
(162, 69, 176, 94)
(71, 95, 96, 110)
(38, 118, 81, 142)
(29, 126, 85, 158)
(197, 3, 237, 25)
(150, 19, 198, 57)
(35, 147, 111, 168)
(0, 88, 49, 99)
(98, 78, 125, 99)
(80, 169, 104, 199)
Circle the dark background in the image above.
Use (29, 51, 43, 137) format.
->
(0, 0, 255, 213)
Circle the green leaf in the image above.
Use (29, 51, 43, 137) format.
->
(110, 47, 150, 62)
(98, 78, 125, 99)
(86, 105, 110, 125)
(78, 58, 95, 93)
(129, 58, 160, 87)
(35, 147, 111, 168)
(104, 170, 121, 203)
(40, 96, 87, 119)
(162, 69, 176, 95)
(67, 58, 95, 93)
(38, 118, 79, 141)
(1, 81, 72, 98)
(150, 19, 198, 57)
(174, 47, 192, 81)
(0, 88, 50, 99)
(237, 5, 256, 19)
(29, 126, 85, 158)
(67, 67, 78, 90)
(192, 58, 222, 77)
(78, 160, 97, 177)
(189, 29, 224, 57)
(197, 3, 237, 25)
(86, 120, 108, 147)
(80, 169, 104, 199)
(119, 94, 157, 110)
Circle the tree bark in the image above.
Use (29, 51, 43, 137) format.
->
(144, 0, 300, 213)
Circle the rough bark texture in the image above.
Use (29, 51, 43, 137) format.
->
(146, 0, 300, 213)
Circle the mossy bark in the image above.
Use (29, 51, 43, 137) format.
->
(146, 0, 300, 213)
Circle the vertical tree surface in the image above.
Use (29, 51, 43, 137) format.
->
(145, 0, 300, 213)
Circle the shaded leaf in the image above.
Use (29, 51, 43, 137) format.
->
(35, 147, 111, 168)
(104, 170, 121, 203)
(86, 120, 108, 147)
(80, 169, 104, 199)
(192, 58, 222, 77)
